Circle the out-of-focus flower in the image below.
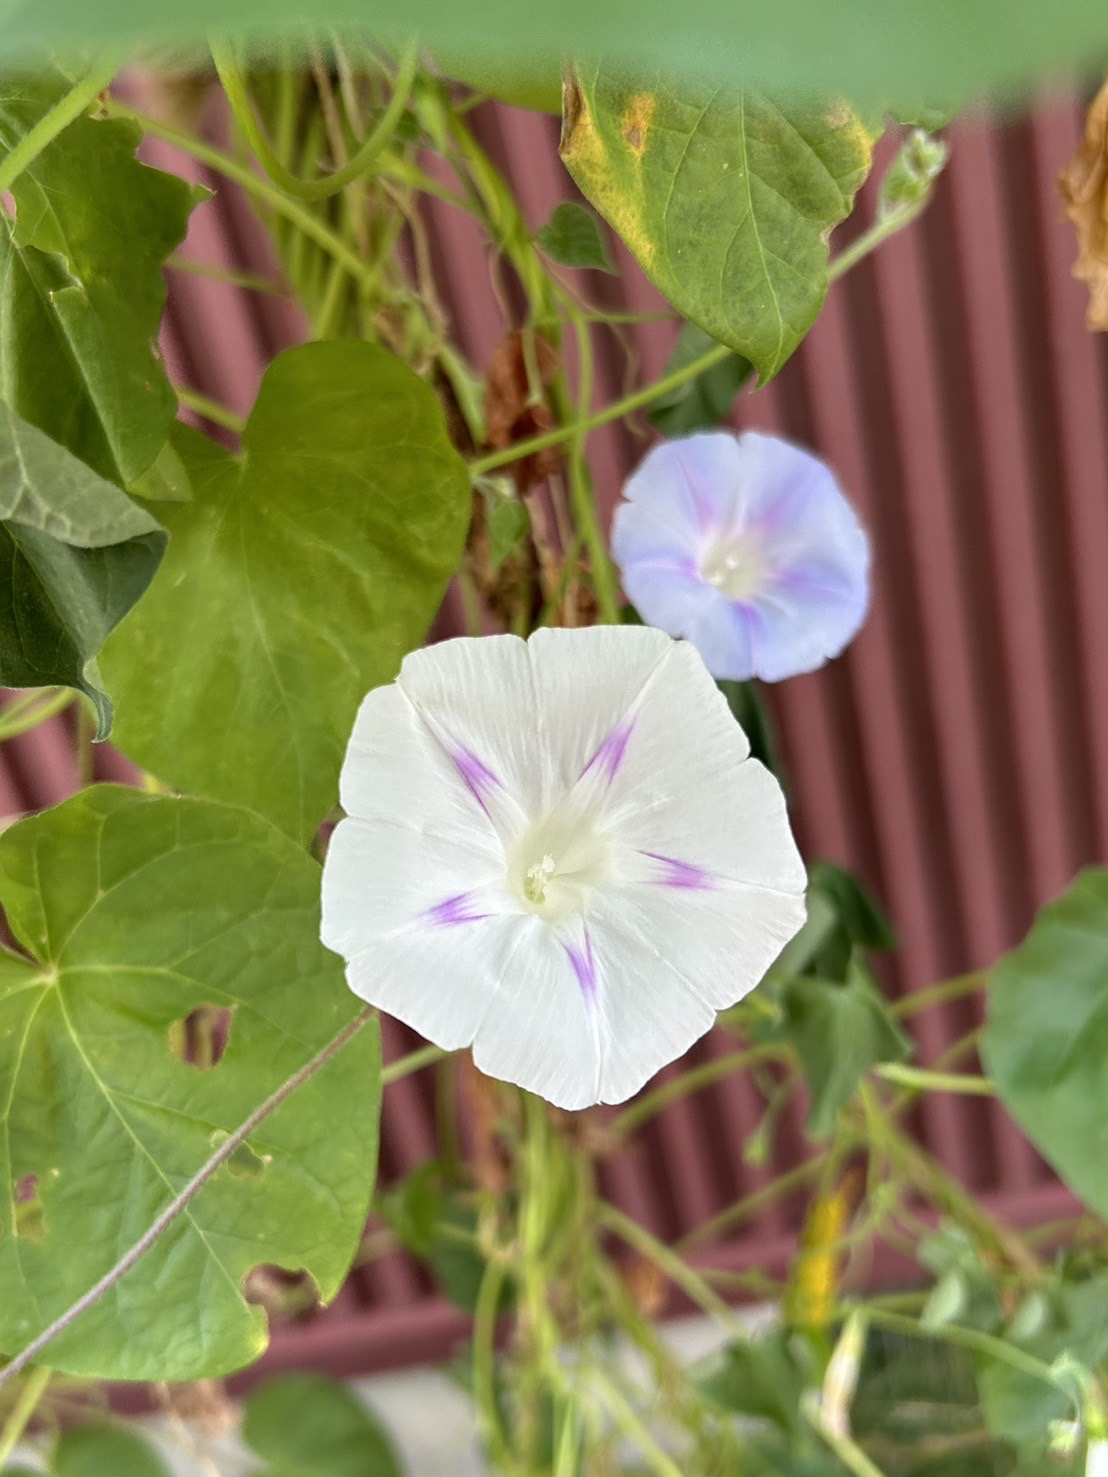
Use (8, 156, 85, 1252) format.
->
(321, 626, 806, 1110)
(611, 431, 870, 682)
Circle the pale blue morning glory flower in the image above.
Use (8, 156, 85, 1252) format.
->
(611, 431, 871, 682)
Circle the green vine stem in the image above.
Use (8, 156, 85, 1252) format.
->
(439, 110, 626, 626)
(857, 1305, 1064, 1393)
(613, 1042, 786, 1135)
(166, 256, 289, 295)
(0, 55, 122, 197)
(0, 689, 74, 742)
(858, 1084, 1042, 1279)
(596, 1201, 743, 1332)
(872, 1063, 994, 1095)
(468, 185, 935, 483)
(102, 102, 386, 301)
(468, 342, 734, 480)
(381, 1042, 449, 1085)
(0, 1365, 51, 1468)
(590, 1372, 684, 1477)
(210, 39, 418, 202)
(890, 970, 987, 1018)
(472, 1253, 514, 1474)
(678, 1152, 836, 1253)
(175, 385, 247, 435)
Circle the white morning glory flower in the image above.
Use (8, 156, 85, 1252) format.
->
(321, 626, 806, 1110)
(611, 431, 870, 682)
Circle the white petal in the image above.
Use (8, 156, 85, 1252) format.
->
(583, 882, 804, 1103)
(576, 640, 805, 892)
(394, 635, 541, 825)
(320, 814, 508, 959)
(471, 915, 605, 1111)
(342, 913, 529, 1052)
(528, 624, 673, 795)
(583, 898, 716, 1104)
(338, 681, 502, 834)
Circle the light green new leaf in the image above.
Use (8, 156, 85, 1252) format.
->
(0, 63, 200, 484)
(101, 340, 471, 843)
(783, 961, 910, 1136)
(535, 201, 616, 273)
(0, 785, 380, 1382)
(561, 70, 878, 380)
(53, 1425, 171, 1477)
(0, 402, 165, 737)
(243, 1374, 404, 1477)
(982, 868, 1108, 1220)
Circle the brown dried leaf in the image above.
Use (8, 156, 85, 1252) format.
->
(1061, 80, 1108, 330)
(484, 329, 563, 491)
(154, 1379, 239, 1440)
(620, 1251, 668, 1318)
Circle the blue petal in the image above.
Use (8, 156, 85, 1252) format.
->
(746, 566, 870, 681)
(615, 433, 744, 540)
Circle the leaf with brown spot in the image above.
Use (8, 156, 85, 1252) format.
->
(562, 67, 880, 380)
(621, 92, 655, 155)
(483, 329, 563, 491)
(1060, 80, 1108, 330)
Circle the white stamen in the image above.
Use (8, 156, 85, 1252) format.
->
(524, 853, 557, 903)
(700, 533, 767, 601)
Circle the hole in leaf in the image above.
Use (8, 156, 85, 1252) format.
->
(168, 1004, 235, 1070)
(13, 1173, 46, 1242)
(242, 1264, 320, 1321)
(209, 1129, 270, 1180)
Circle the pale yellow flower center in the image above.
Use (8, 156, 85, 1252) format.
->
(700, 531, 767, 601)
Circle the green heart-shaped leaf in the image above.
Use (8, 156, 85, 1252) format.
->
(101, 339, 471, 843)
(0, 785, 380, 1381)
(982, 868, 1108, 1220)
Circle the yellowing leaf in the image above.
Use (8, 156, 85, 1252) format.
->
(561, 69, 878, 380)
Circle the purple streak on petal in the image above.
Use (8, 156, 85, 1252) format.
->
(639, 850, 718, 891)
(674, 445, 722, 535)
(449, 744, 503, 815)
(583, 717, 635, 785)
(563, 929, 598, 1004)
(424, 891, 491, 927)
